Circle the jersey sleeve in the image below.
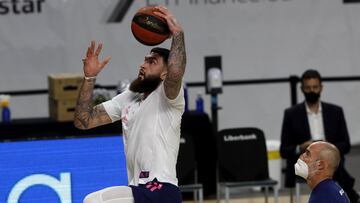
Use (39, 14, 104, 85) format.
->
(102, 89, 137, 122)
(160, 81, 185, 110)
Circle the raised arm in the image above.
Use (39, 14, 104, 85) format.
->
(74, 41, 112, 130)
(154, 6, 186, 99)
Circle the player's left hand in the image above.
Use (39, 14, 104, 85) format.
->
(153, 5, 182, 36)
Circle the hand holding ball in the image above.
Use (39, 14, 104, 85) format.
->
(131, 6, 170, 46)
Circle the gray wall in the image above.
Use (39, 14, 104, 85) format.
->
(1, 0, 360, 144)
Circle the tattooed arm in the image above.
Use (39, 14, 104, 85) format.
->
(74, 41, 112, 130)
(154, 6, 186, 99)
(74, 78, 112, 130)
(164, 32, 186, 99)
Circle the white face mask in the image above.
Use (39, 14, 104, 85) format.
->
(295, 158, 309, 179)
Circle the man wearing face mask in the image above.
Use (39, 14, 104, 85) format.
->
(280, 69, 359, 203)
(295, 141, 350, 203)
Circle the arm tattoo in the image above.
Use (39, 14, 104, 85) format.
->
(164, 31, 186, 99)
(74, 78, 111, 129)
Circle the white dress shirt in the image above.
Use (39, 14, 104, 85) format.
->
(306, 102, 325, 141)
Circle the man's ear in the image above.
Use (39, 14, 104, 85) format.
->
(160, 70, 167, 81)
(317, 160, 326, 171)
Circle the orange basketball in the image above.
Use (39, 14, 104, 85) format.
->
(131, 6, 170, 46)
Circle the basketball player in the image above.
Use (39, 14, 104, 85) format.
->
(74, 6, 186, 203)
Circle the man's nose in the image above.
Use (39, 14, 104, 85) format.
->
(140, 62, 148, 69)
(139, 64, 145, 70)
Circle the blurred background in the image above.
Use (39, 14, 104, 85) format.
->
(1, 0, 360, 202)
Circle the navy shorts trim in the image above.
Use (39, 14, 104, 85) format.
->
(130, 178, 181, 203)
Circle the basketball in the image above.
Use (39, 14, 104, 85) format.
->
(131, 6, 170, 46)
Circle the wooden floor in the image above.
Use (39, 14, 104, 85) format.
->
(183, 194, 310, 203)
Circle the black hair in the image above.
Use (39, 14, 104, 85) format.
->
(150, 47, 170, 65)
(301, 69, 322, 85)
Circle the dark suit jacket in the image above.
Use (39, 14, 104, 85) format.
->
(280, 101, 351, 187)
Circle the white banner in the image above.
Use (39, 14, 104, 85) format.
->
(1, 0, 360, 143)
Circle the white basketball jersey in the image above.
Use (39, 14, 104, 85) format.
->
(102, 82, 184, 186)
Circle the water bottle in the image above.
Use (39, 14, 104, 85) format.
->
(0, 95, 11, 123)
(184, 83, 189, 112)
(196, 93, 204, 113)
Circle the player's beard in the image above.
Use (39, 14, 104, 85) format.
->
(130, 75, 162, 93)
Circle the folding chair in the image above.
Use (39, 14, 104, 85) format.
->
(217, 127, 279, 203)
(177, 133, 203, 203)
